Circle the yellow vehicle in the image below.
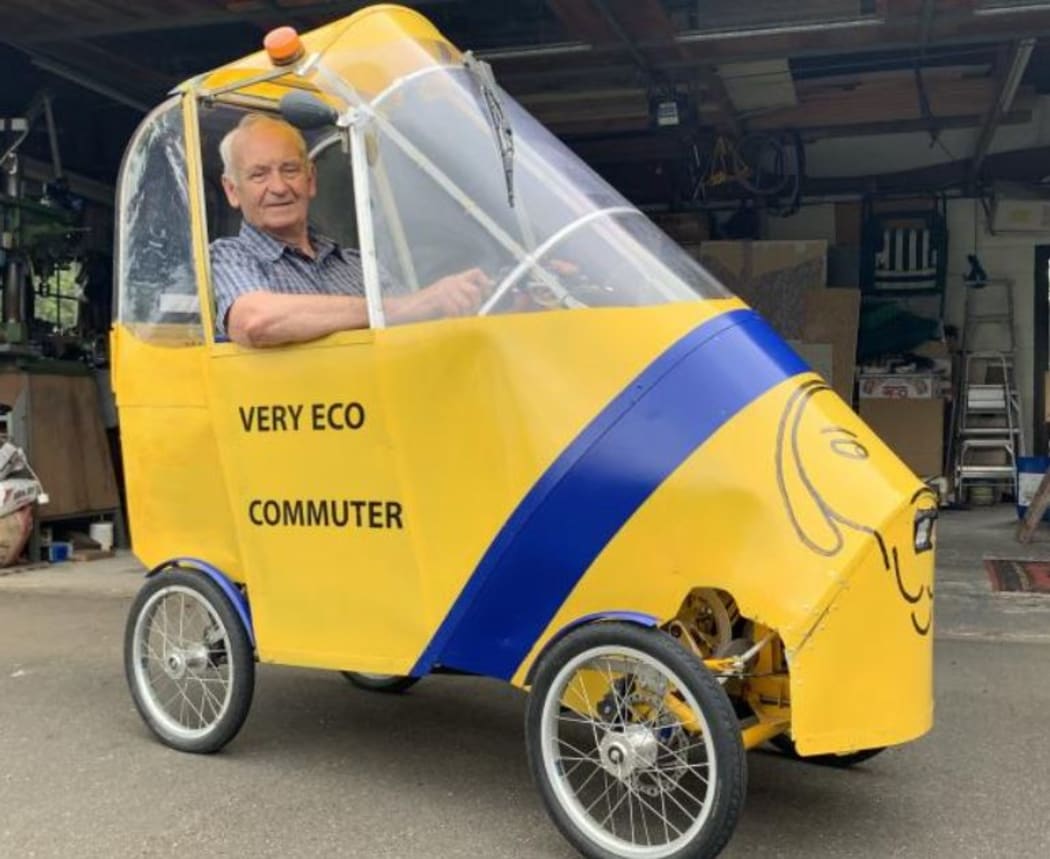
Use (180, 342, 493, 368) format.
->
(115, 6, 937, 857)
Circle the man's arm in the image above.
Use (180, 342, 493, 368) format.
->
(227, 268, 492, 347)
(212, 238, 371, 347)
(227, 291, 370, 348)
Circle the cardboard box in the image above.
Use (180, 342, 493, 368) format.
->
(858, 373, 938, 399)
(912, 339, 953, 377)
(802, 289, 860, 405)
(698, 240, 826, 338)
(860, 398, 945, 477)
(788, 341, 834, 388)
(651, 212, 709, 245)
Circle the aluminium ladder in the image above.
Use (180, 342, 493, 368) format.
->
(951, 278, 1025, 501)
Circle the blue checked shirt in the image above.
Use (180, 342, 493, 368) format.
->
(210, 221, 369, 333)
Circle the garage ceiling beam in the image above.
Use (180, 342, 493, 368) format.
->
(27, 54, 152, 113)
(547, 0, 740, 133)
(743, 72, 1030, 131)
(588, 0, 668, 89)
(919, 0, 937, 45)
(565, 109, 1029, 164)
(882, 0, 976, 20)
(805, 141, 1050, 195)
(490, 5, 1050, 69)
(5, 37, 174, 112)
(545, 0, 616, 44)
(968, 37, 1036, 186)
(10, 0, 462, 44)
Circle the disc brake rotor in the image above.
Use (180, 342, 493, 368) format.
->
(627, 687, 690, 797)
(593, 669, 692, 798)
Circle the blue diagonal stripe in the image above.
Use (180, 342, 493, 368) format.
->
(411, 308, 808, 680)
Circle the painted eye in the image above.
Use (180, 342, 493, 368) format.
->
(830, 437, 869, 460)
(822, 427, 869, 460)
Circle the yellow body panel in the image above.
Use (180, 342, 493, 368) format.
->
(110, 329, 241, 576)
(515, 376, 935, 754)
(186, 301, 737, 670)
(376, 301, 741, 640)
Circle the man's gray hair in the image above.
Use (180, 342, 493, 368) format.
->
(219, 113, 309, 179)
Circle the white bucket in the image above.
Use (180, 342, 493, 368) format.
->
(89, 521, 114, 552)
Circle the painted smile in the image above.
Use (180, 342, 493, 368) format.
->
(893, 547, 933, 635)
(776, 380, 937, 638)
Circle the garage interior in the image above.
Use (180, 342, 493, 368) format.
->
(3, 0, 1050, 562)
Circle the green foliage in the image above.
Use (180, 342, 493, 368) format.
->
(34, 261, 81, 332)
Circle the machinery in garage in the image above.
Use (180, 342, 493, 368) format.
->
(0, 91, 121, 564)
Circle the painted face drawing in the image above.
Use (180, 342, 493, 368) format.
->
(775, 380, 937, 636)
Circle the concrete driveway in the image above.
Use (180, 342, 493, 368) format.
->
(1, 507, 1048, 857)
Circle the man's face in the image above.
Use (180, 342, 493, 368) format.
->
(222, 122, 316, 239)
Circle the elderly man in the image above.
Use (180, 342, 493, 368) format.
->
(211, 113, 491, 347)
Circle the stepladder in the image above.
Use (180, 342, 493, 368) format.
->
(950, 279, 1025, 502)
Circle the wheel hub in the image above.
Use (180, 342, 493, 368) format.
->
(599, 724, 658, 780)
(162, 645, 209, 679)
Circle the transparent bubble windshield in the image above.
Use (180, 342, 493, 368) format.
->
(352, 65, 726, 322)
(116, 98, 201, 343)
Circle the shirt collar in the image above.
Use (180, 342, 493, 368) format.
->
(238, 221, 349, 264)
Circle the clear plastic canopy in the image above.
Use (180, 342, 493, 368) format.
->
(116, 4, 728, 339)
(358, 64, 727, 321)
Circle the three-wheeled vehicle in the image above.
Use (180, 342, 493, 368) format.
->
(115, 6, 937, 857)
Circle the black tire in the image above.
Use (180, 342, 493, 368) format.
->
(737, 132, 792, 196)
(124, 569, 255, 754)
(340, 672, 420, 694)
(769, 733, 886, 768)
(526, 622, 747, 859)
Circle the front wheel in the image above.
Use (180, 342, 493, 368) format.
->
(340, 672, 419, 694)
(769, 734, 886, 768)
(124, 570, 255, 754)
(526, 622, 747, 859)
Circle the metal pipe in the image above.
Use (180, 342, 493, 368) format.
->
(480, 41, 592, 61)
(481, 16, 882, 61)
(349, 119, 386, 328)
(677, 16, 882, 43)
(976, 2, 1050, 15)
(41, 93, 63, 180)
(29, 56, 150, 113)
(970, 37, 1035, 183)
(590, 0, 664, 88)
(997, 38, 1036, 117)
(738, 632, 775, 667)
(3, 153, 22, 325)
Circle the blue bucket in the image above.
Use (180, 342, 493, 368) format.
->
(1017, 456, 1050, 522)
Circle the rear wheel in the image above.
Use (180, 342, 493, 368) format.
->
(124, 570, 254, 754)
(770, 734, 885, 768)
(526, 622, 747, 859)
(341, 672, 420, 694)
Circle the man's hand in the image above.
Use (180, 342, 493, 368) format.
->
(388, 268, 493, 323)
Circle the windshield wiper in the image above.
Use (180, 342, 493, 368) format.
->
(464, 51, 515, 208)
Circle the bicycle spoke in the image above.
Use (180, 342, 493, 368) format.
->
(584, 771, 619, 817)
(628, 781, 686, 841)
(197, 675, 225, 718)
(572, 672, 605, 760)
